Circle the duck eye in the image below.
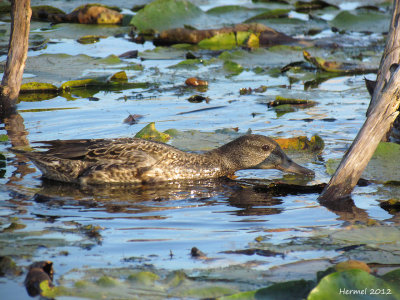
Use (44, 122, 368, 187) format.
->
(262, 145, 270, 151)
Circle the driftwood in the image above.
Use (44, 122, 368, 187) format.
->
(318, 0, 400, 202)
(0, 0, 31, 115)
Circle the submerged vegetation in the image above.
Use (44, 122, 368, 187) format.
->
(1, 0, 400, 299)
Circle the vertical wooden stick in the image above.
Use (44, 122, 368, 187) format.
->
(0, 0, 31, 114)
(318, 0, 400, 202)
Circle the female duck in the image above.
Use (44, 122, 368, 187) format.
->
(17, 134, 314, 185)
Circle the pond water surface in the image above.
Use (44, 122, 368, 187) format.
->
(1, 0, 399, 299)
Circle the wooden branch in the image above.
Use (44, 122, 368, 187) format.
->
(318, 0, 400, 202)
(319, 66, 400, 202)
(366, 0, 400, 117)
(0, 0, 31, 115)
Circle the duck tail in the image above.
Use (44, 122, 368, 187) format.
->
(12, 149, 89, 183)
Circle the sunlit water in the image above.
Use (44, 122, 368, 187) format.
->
(0, 0, 396, 298)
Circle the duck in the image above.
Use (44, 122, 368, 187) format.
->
(14, 134, 314, 185)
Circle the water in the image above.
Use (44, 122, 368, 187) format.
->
(0, 0, 397, 298)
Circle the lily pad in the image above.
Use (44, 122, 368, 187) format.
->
(223, 60, 244, 76)
(20, 82, 59, 93)
(294, 0, 338, 12)
(329, 10, 390, 33)
(134, 122, 171, 142)
(274, 135, 324, 152)
(220, 280, 314, 300)
(303, 50, 378, 74)
(308, 269, 400, 300)
(326, 142, 400, 182)
(77, 35, 105, 44)
(245, 9, 291, 22)
(109, 71, 128, 82)
(61, 79, 102, 90)
(127, 271, 159, 285)
(198, 32, 259, 50)
(335, 260, 371, 273)
(130, 0, 205, 32)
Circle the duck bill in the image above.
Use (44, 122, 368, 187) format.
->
(277, 158, 315, 176)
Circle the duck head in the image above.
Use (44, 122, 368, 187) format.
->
(216, 134, 314, 176)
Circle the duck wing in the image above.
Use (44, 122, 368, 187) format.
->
(33, 139, 106, 159)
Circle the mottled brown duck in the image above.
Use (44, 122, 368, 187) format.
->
(14, 134, 314, 185)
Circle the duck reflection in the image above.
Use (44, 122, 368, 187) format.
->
(30, 178, 292, 218)
(226, 187, 284, 216)
(28, 176, 373, 223)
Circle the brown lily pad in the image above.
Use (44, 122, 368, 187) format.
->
(24, 261, 54, 297)
(303, 50, 378, 74)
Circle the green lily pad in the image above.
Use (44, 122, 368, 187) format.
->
(303, 50, 377, 74)
(382, 268, 400, 285)
(245, 9, 291, 22)
(223, 60, 244, 76)
(96, 276, 120, 287)
(109, 71, 128, 82)
(127, 271, 159, 285)
(168, 58, 202, 70)
(61, 79, 102, 90)
(329, 10, 390, 33)
(206, 5, 271, 24)
(326, 142, 400, 182)
(31, 5, 65, 19)
(220, 280, 314, 300)
(130, 0, 205, 32)
(77, 35, 105, 44)
(134, 122, 171, 142)
(198, 32, 259, 50)
(308, 269, 400, 300)
(20, 82, 59, 93)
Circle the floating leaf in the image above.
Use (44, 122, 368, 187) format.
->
(223, 61, 244, 75)
(185, 77, 208, 86)
(134, 122, 171, 142)
(382, 269, 400, 285)
(268, 96, 317, 108)
(61, 79, 101, 90)
(130, 0, 204, 32)
(31, 5, 66, 20)
(199, 31, 259, 50)
(0, 134, 9, 142)
(109, 71, 128, 82)
(220, 280, 314, 300)
(329, 10, 390, 33)
(294, 0, 338, 12)
(327, 142, 400, 181)
(127, 271, 159, 285)
(303, 50, 377, 74)
(245, 9, 290, 22)
(77, 35, 104, 44)
(24, 261, 54, 297)
(274, 135, 324, 152)
(96, 276, 119, 287)
(181, 286, 237, 298)
(0, 256, 22, 277)
(169, 59, 201, 70)
(380, 199, 400, 213)
(335, 260, 371, 273)
(73, 5, 123, 24)
(308, 269, 400, 300)
(20, 82, 58, 93)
